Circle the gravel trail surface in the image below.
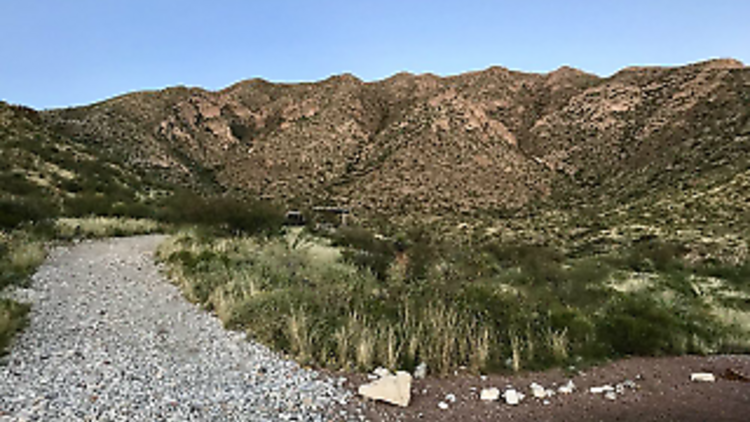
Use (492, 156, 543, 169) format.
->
(0, 235, 354, 421)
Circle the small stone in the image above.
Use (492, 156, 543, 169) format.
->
(530, 382, 547, 399)
(690, 373, 715, 382)
(445, 393, 456, 403)
(413, 362, 428, 379)
(589, 385, 615, 394)
(604, 391, 617, 401)
(503, 389, 524, 405)
(438, 401, 449, 410)
(557, 380, 576, 394)
(480, 387, 500, 401)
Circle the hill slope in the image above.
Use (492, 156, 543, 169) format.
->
(41, 59, 750, 218)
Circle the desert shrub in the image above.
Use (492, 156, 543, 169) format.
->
(0, 299, 30, 355)
(332, 226, 395, 281)
(63, 193, 115, 217)
(0, 173, 39, 196)
(620, 238, 688, 272)
(159, 192, 284, 236)
(595, 293, 720, 356)
(0, 198, 50, 229)
(694, 260, 750, 291)
(0, 239, 45, 290)
(54, 217, 162, 239)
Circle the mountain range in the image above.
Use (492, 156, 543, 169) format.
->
(3, 58, 749, 222)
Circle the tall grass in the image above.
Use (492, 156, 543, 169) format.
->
(0, 236, 45, 290)
(158, 227, 738, 374)
(0, 235, 44, 354)
(54, 217, 162, 239)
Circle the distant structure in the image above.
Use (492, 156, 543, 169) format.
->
(285, 207, 350, 227)
(312, 206, 350, 226)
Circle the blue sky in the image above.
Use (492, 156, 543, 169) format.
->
(1, 0, 748, 109)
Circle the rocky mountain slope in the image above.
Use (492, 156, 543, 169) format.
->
(0, 102, 166, 226)
(26, 58, 750, 218)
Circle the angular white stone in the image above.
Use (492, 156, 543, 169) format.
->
(358, 371, 412, 407)
(480, 387, 500, 401)
(438, 401, 449, 410)
(503, 389, 524, 405)
(690, 373, 716, 382)
(604, 391, 617, 400)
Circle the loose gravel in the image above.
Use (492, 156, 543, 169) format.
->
(0, 235, 357, 421)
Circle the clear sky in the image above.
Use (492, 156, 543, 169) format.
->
(1, 0, 748, 109)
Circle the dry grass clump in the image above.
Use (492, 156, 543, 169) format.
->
(54, 217, 162, 239)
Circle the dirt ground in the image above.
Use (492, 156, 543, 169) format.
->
(340, 355, 750, 421)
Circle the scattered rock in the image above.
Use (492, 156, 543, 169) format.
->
(445, 393, 456, 403)
(604, 391, 617, 401)
(358, 371, 412, 407)
(690, 373, 716, 382)
(437, 401, 449, 410)
(590, 385, 615, 394)
(503, 389, 525, 405)
(480, 388, 500, 401)
(557, 380, 576, 394)
(413, 362, 428, 379)
(530, 382, 547, 399)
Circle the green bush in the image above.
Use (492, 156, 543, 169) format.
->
(596, 293, 719, 356)
(0, 198, 51, 229)
(159, 192, 284, 236)
(332, 226, 395, 281)
(0, 299, 30, 355)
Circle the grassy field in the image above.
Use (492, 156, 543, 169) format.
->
(158, 221, 750, 375)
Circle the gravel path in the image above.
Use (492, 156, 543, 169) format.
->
(0, 235, 356, 421)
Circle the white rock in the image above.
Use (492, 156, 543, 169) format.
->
(358, 371, 412, 407)
(604, 391, 617, 401)
(480, 387, 500, 401)
(557, 380, 576, 394)
(503, 389, 524, 405)
(437, 401, 449, 410)
(690, 373, 715, 382)
(589, 385, 615, 394)
(373, 367, 392, 378)
(530, 382, 547, 399)
(413, 362, 428, 379)
(445, 393, 456, 403)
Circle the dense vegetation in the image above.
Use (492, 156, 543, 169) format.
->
(158, 219, 750, 374)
